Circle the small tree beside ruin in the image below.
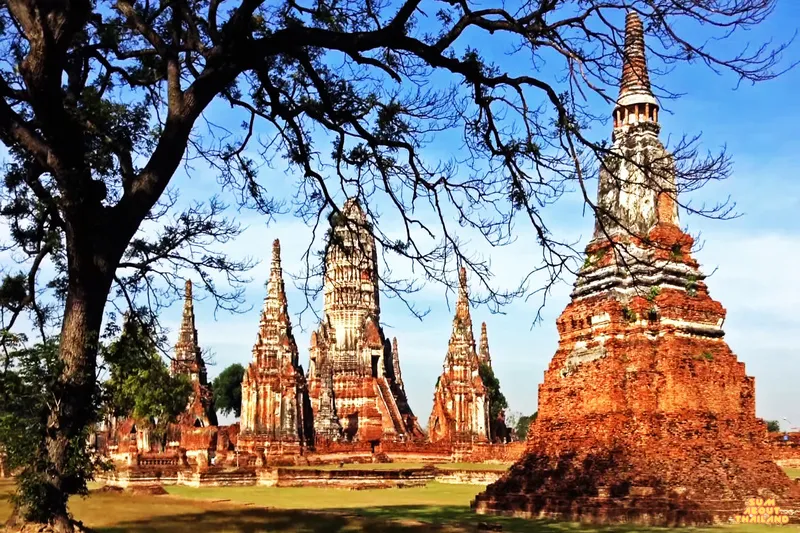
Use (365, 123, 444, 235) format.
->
(102, 316, 192, 452)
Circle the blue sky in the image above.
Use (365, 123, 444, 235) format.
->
(2, 3, 797, 431)
(145, 2, 800, 430)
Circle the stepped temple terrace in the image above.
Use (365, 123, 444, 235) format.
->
(73, 11, 799, 531)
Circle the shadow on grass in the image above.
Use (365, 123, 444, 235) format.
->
(96, 505, 680, 533)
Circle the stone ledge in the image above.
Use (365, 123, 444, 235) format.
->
(472, 494, 800, 526)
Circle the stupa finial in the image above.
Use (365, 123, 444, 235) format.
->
(613, 12, 659, 131)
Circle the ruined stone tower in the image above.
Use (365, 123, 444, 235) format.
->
(428, 268, 490, 443)
(474, 12, 799, 524)
(239, 240, 312, 448)
(478, 322, 492, 367)
(172, 280, 217, 427)
(307, 199, 423, 442)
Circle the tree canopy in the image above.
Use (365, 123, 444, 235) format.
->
(102, 316, 192, 447)
(212, 363, 246, 418)
(515, 411, 537, 441)
(0, 0, 790, 528)
(479, 362, 507, 437)
(0, 338, 102, 524)
(766, 420, 781, 433)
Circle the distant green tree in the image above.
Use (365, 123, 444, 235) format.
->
(766, 420, 781, 433)
(102, 317, 191, 450)
(515, 411, 538, 441)
(479, 363, 508, 440)
(213, 364, 246, 418)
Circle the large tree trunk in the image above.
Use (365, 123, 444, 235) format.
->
(10, 239, 114, 533)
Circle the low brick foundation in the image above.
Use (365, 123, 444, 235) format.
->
(273, 467, 435, 489)
(434, 470, 505, 485)
(98, 463, 515, 489)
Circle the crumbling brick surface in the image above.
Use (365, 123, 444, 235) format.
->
(239, 240, 312, 449)
(171, 280, 217, 428)
(429, 268, 491, 443)
(474, 221, 800, 524)
(474, 276, 800, 523)
(472, 12, 799, 525)
(773, 433, 800, 465)
(306, 199, 423, 443)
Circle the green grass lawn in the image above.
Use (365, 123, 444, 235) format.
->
(3, 475, 800, 532)
(785, 468, 800, 479)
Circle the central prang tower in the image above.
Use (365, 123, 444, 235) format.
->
(473, 12, 799, 525)
(307, 199, 423, 442)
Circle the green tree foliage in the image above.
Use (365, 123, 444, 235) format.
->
(479, 363, 508, 438)
(212, 364, 246, 418)
(0, 0, 786, 528)
(0, 338, 103, 523)
(766, 420, 781, 433)
(515, 411, 538, 441)
(102, 317, 192, 450)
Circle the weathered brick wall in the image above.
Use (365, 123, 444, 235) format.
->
(461, 442, 525, 463)
(435, 469, 505, 485)
(773, 432, 800, 465)
(180, 426, 217, 451)
(216, 424, 239, 452)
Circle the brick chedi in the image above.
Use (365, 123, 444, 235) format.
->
(239, 240, 313, 447)
(474, 12, 799, 525)
(307, 199, 423, 442)
(171, 280, 217, 427)
(428, 268, 490, 443)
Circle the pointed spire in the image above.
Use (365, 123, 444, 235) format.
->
(619, 12, 652, 100)
(614, 12, 659, 131)
(451, 267, 475, 348)
(172, 280, 216, 426)
(479, 322, 492, 367)
(271, 239, 282, 269)
(391, 337, 403, 387)
(454, 267, 472, 326)
(175, 280, 200, 368)
(342, 197, 366, 221)
(456, 267, 469, 321)
(254, 238, 297, 365)
(268, 239, 288, 306)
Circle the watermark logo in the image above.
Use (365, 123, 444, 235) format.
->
(734, 498, 790, 525)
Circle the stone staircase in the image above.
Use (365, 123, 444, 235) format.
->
(376, 377, 407, 437)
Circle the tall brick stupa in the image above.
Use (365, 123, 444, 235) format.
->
(171, 280, 218, 427)
(307, 199, 424, 442)
(239, 240, 313, 449)
(473, 12, 799, 525)
(428, 268, 490, 443)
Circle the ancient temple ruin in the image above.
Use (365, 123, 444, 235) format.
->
(171, 280, 217, 428)
(239, 240, 313, 450)
(307, 199, 423, 442)
(428, 268, 490, 443)
(473, 12, 799, 524)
